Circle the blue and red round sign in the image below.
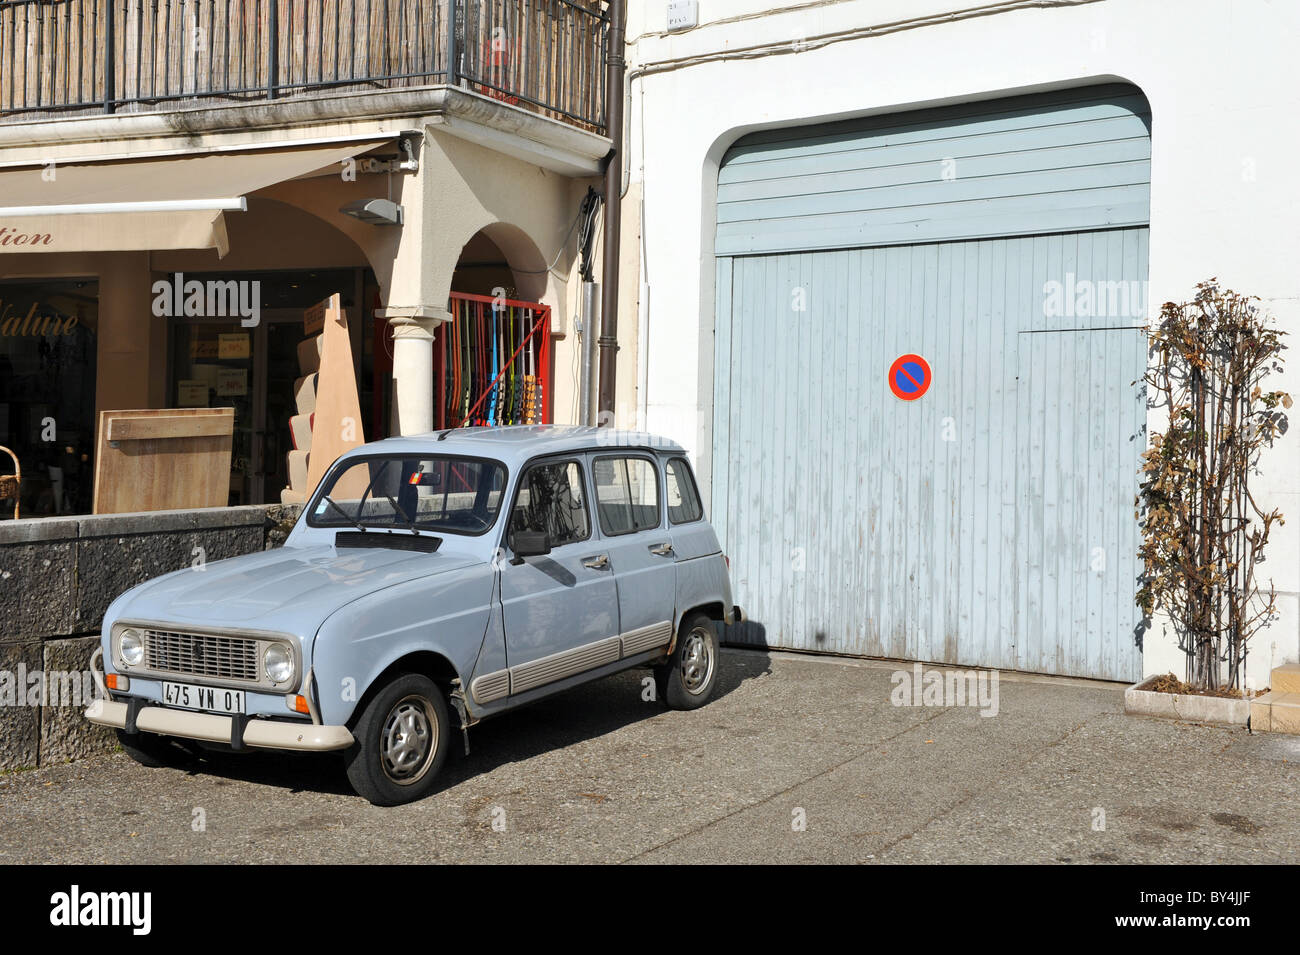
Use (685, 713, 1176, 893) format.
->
(888, 354, 932, 401)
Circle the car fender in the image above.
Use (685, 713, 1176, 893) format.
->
(310, 562, 497, 726)
(671, 552, 735, 646)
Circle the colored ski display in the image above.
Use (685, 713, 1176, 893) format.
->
(439, 292, 552, 429)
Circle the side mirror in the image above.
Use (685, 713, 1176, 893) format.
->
(511, 530, 551, 564)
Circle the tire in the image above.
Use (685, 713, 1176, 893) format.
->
(343, 673, 452, 806)
(115, 729, 198, 768)
(655, 612, 721, 710)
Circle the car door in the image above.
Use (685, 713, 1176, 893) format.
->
(661, 454, 730, 628)
(497, 456, 620, 695)
(588, 452, 676, 657)
(663, 456, 717, 560)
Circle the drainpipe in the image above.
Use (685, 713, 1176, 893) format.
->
(597, 0, 626, 423)
(578, 281, 600, 426)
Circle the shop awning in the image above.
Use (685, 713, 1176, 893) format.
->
(0, 139, 392, 257)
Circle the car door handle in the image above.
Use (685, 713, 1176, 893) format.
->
(649, 542, 674, 556)
(582, 554, 609, 569)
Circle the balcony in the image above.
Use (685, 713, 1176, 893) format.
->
(0, 0, 609, 133)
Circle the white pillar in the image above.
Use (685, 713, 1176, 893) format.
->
(378, 307, 449, 436)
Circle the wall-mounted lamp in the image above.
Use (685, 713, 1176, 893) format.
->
(339, 198, 404, 226)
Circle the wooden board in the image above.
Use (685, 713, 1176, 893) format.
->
(286, 449, 309, 490)
(289, 414, 313, 451)
(302, 294, 367, 501)
(92, 408, 234, 514)
(297, 336, 323, 375)
(106, 414, 232, 441)
(293, 373, 318, 415)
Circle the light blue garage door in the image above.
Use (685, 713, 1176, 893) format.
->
(712, 85, 1151, 680)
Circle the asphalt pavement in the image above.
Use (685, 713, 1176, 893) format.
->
(2, 648, 1297, 864)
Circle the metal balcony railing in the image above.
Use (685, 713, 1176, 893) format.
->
(0, 0, 608, 132)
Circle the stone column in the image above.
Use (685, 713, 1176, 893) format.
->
(377, 305, 450, 435)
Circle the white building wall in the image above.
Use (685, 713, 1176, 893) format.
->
(628, 0, 1300, 685)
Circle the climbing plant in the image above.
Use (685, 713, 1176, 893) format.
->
(1137, 280, 1290, 691)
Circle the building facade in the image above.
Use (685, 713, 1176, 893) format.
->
(623, 0, 1300, 685)
(0, 0, 631, 511)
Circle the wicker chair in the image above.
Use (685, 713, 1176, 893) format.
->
(0, 446, 19, 519)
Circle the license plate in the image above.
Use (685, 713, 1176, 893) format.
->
(162, 681, 245, 715)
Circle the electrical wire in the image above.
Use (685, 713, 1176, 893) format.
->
(511, 186, 603, 278)
(577, 186, 601, 282)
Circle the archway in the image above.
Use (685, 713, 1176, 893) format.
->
(436, 224, 554, 429)
(154, 196, 378, 504)
(450, 222, 550, 303)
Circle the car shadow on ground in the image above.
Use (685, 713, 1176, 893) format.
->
(167, 644, 775, 801)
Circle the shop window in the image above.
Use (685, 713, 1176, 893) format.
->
(165, 268, 365, 506)
(0, 279, 98, 516)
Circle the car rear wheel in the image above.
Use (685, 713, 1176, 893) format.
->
(344, 673, 451, 806)
(655, 612, 720, 710)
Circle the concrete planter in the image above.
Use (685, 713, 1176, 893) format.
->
(1124, 680, 1251, 726)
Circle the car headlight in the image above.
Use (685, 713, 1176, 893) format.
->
(264, 643, 294, 685)
(119, 628, 144, 667)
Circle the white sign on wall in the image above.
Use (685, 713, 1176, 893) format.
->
(667, 0, 698, 33)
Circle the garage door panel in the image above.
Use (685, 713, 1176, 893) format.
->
(718, 131, 1152, 206)
(718, 160, 1151, 226)
(720, 88, 1150, 171)
(943, 243, 967, 666)
(1014, 327, 1145, 679)
(715, 232, 1146, 680)
(718, 136, 1153, 207)
(1024, 228, 1150, 332)
(716, 186, 1152, 257)
(717, 83, 1151, 256)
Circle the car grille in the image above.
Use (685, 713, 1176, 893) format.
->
(143, 629, 259, 683)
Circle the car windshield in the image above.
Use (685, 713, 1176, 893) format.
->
(308, 454, 508, 536)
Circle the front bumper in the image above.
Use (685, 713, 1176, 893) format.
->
(85, 698, 354, 752)
(84, 645, 352, 753)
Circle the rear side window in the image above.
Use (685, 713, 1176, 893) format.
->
(665, 457, 703, 524)
(593, 456, 661, 536)
(509, 460, 590, 548)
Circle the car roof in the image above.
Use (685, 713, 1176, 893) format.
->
(341, 425, 686, 466)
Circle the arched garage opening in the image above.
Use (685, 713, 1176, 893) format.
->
(712, 83, 1152, 681)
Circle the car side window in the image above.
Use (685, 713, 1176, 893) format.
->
(665, 457, 704, 524)
(593, 456, 661, 536)
(509, 460, 590, 548)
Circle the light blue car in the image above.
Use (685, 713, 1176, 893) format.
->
(85, 426, 742, 805)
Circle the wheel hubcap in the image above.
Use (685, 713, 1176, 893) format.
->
(680, 628, 715, 695)
(380, 695, 437, 785)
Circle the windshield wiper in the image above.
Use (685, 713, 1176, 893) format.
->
(321, 494, 365, 531)
(382, 493, 421, 534)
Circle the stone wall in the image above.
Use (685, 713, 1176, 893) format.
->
(0, 505, 294, 771)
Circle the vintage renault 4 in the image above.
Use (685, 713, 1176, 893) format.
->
(86, 426, 741, 805)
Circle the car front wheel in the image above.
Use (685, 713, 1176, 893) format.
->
(655, 612, 720, 710)
(344, 674, 451, 806)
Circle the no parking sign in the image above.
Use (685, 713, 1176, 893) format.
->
(889, 354, 932, 401)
